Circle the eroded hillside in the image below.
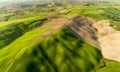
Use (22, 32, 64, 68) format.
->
(66, 15, 100, 48)
(67, 15, 120, 62)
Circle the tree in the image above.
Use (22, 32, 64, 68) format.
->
(104, 7, 120, 21)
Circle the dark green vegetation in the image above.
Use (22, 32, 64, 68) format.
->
(0, 17, 47, 49)
(0, 1, 120, 72)
(110, 21, 120, 31)
(104, 7, 120, 21)
(103, 7, 120, 31)
(0, 27, 50, 72)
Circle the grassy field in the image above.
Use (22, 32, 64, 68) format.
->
(0, 13, 14, 18)
(0, 16, 47, 49)
(0, 26, 50, 72)
(0, 15, 46, 28)
(64, 6, 109, 20)
(97, 59, 120, 72)
(4, 28, 120, 72)
(0, 22, 120, 72)
(0, 28, 105, 72)
(8, 12, 48, 21)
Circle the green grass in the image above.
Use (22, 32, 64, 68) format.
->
(0, 27, 50, 72)
(81, 10, 107, 20)
(0, 15, 46, 28)
(65, 7, 109, 20)
(23, 12, 47, 18)
(0, 13, 14, 18)
(0, 5, 120, 72)
(0, 19, 120, 72)
(97, 59, 120, 72)
(4, 27, 120, 72)
(8, 12, 47, 21)
(0, 17, 47, 49)
(0, 12, 47, 48)
(0, 28, 105, 72)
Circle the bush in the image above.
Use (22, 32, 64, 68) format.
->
(104, 7, 120, 21)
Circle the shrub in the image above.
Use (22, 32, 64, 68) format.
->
(104, 7, 120, 21)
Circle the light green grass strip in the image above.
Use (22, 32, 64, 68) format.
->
(0, 16, 43, 28)
(0, 13, 14, 18)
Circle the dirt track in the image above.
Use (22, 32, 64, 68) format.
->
(33, 18, 68, 42)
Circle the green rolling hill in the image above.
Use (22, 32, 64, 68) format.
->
(0, 1, 120, 72)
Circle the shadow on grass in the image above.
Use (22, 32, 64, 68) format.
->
(0, 18, 47, 49)
(26, 28, 103, 72)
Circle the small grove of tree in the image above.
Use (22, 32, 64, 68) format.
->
(104, 7, 120, 21)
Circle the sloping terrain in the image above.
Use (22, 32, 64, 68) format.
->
(3, 28, 104, 72)
(0, 15, 105, 72)
(1, 14, 120, 72)
(66, 15, 120, 71)
(0, 16, 47, 49)
(0, 17, 68, 72)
